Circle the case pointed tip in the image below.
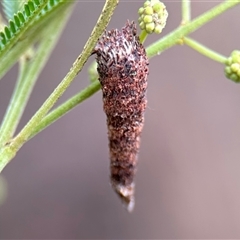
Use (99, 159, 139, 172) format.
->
(112, 182, 135, 212)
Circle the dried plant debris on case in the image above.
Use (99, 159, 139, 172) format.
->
(94, 21, 149, 211)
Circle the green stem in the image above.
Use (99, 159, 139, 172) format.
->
(182, 0, 191, 24)
(0, 59, 29, 147)
(7, 0, 118, 153)
(88, 61, 98, 83)
(0, 145, 16, 172)
(0, 6, 74, 172)
(29, 80, 101, 139)
(146, 0, 239, 58)
(183, 37, 227, 64)
(0, 11, 70, 149)
(139, 30, 148, 44)
(29, 59, 101, 140)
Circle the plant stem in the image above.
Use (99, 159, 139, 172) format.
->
(0, 144, 16, 172)
(181, 0, 191, 24)
(0, 6, 74, 172)
(0, 0, 118, 171)
(88, 61, 98, 83)
(0, 10, 70, 149)
(0, 59, 29, 148)
(139, 30, 148, 44)
(29, 60, 101, 139)
(146, 0, 240, 58)
(29, 80, 101, 139)
(183, 37, 227, 64)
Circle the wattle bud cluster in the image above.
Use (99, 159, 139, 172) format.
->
(138, 0, 168, 34)
(225, 50, 240, 83)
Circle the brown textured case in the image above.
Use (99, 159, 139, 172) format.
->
(94, 21, 149, 211)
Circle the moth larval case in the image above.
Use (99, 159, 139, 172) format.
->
(94, 21, 149, 211)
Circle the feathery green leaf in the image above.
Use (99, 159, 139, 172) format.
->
(0, 0, 74, 79)
(0, 0, 49, 58)
(2, 0, 25, 20)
